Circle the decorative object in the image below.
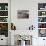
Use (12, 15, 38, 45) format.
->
(40, 8, 44, 10)
(29, 25, 35, 30)
(21, 40, 25, 46)
(0, 11, 8, 16)
(11, 23, 16, 30)
(39, 29, 46, 37)
(0, 23, 8, 37)
(0, 3, 8, 10)
(38, 17, 46, 22)
(38, 23, 46, 28)
(38, 3, 46, 10)
(15, 35, 32, 46)
(17, 10, 29, 19)
(19, 35, 32, 45)
(5, 6, 8, 10)
(42, 12, 45, 15)
(38, 11, 46, 16)
(0, 6, 1, 10)
(0, 17, 8, 22)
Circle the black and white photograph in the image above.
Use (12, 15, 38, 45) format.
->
(17, 10, 29, 19)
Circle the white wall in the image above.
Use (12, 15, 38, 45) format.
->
(11, 0, 38, 30)
(11, 0, 38, 45)
(11, 0, 46, 46)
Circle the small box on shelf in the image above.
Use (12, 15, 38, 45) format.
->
(38, 17, 46, 22)
(38, 3, 46, 10)
(5, 6, 8, 10)
(38, 29, 46, 37)
(0, 17, 8, 22)
(40, 8, 45, 10)
(38, 23, 46, 28)
(38, 11, 46, 16)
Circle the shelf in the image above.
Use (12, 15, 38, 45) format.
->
(0, 22, 8, 23)
(38, 22, 46, 23)
(0, 16, 8, 17)
(0, 3, 8, 37)
(0, 10, 8, 11)
(38, 3, 46, 37)
(38, 28, 46, 29)
(38, 15, 46, 17)
(38, 10, 46, 11)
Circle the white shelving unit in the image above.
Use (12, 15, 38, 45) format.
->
(0, 3, 8, 34)
(0, 2, 9, 45)
(38, 3, 46, 37)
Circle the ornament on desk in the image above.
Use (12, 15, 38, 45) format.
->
(29, 25, 35, 30)
(11, 23, 16, 30)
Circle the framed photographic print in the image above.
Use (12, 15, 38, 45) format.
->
(17, 10, 29, 19)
